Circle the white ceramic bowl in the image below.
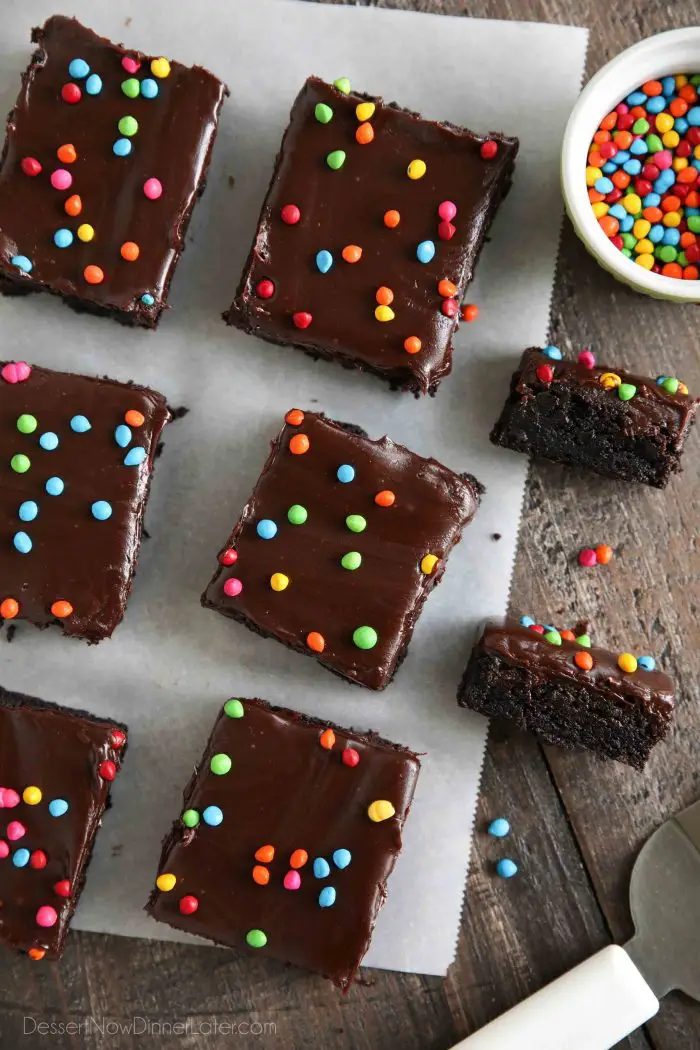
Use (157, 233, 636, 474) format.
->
(562, 28, 700, 302)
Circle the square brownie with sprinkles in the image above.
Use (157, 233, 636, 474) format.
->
(201, 409, 483, 690)
(0, 359, 170, 641)
(0, 16, 227, 327)
(147, 696, 420, 989)
(0, 683, 127, 961)
(225, 76, 518, 395)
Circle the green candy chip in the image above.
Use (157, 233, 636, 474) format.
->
(326, 149, 346, 170)
(121, 78, 140, 98)
(287, 504, 308, 525)
(314, 102, 333, 124)
(544, 630, 561, 646)
(575, 634, 591, 648)
(210, 753, 232, 776)
(246, 929, 268, 948)
(333, 77, 351, 95)
(182, 809, 200, 828)
(224, 698, 244, 719)
(345, 514, 366, 534)
(17, 414, 37, 434)
(10, 454, 30, 474)
(341, 551, 362, 571)
(118, 115, 139, 137)
(353, 625, 377, 650)
(618, 383, 637, 401)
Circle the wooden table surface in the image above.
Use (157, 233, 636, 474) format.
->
(3, 1, 700, 1048)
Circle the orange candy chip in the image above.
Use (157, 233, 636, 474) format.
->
(403, 336, 422, 355)
(289, 433, 310, 455)
(28, 948, 46, 961)
(307, 631, 325, 653)
(252, 865, 270, 886)
(290, 849, 308, 869)
(560, 629, 576, 641)
(342, 244, 362, 263)
(125, 409, 145, 427)
(120, 241, 140, 262)
(437, 278, 457, 298)
(356, 122, 374, 145)
(595, 544, 613, 565)
(285, 408, 304, 426)
(320, 728, 336, 750)
(84, 265, 104, 285)
(51, 600, 73, 619)
(462, 304, 479, 322)
(57, 143, 77, 164)
(383, 209, 400, 228)
(255, 844, 275, 863)
(575, 651, 594, 671)
(376, 286, 394, 306)
(0, 598, 19, 620)
(375, 490, 395, 507)
(64, 194, 82, 216)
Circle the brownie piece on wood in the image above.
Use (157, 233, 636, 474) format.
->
(225, 76, 518, 395)
(0, 683, 127, 960)
(457, 618, 675, 769)
(146, 697, 420, 989)
(490, 346, 699, 487)
(0, 360, 170, 641)
(0, 16, 227, 327)
(202, 409, 483, 689)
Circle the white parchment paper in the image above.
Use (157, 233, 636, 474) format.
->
(0, 0, 588, 977)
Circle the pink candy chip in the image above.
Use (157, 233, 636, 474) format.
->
(1, 362, 31, 385)
(437, 200, 457, 222)
(143, 177, 163, 200)
(223, 578, 243, 598)
(36, 906, 58, 928)
(0, 786, 21, 807)
(7, 820, 26, 841)
(283, 870, 301, 891)
(578, 548, 597, 568)
(50, 168, 72, 191)
(0, 841, 8, 859)
(578, 349, 596, 369)
(121, 56, 141, 74)
(654, 149, 673, 170)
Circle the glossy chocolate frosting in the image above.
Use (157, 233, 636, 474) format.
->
(0, 16, 227, 326)
(227, 76, 518, 394)
(0, 361, 170, 640)
(202, 411, 483, 689)
(147, 697, 420, 989)
(479, 620, 675, 719)
(0, 684, 127, 959)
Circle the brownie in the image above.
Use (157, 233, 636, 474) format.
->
(457, 618, 675, 769)
(490, 347, 699, 487)
(202, 409, 483, 689)
(146, 697, 420, 989)
(0, 359, 170, 641)
(0, 683, 127, 960)
(0, 16, 227, 327)
(225, 76, 518, 395)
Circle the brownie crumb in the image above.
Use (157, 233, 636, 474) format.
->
(491, 533, 502, 541)
(6, 624, 16, 642)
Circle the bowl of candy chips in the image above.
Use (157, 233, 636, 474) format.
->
(562, 28, 700, 301)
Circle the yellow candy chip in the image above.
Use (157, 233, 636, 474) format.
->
(270, 572, 289, 592)
(156, 873, 177, 892)
(591, 202, 609, 218)
(599, 372, 621, 389)
(356, 102, 375, 122)
(695, 145, 700, 161)
(675, 74, 688, 87)
(663, 130, 680, 149)
(634, 238, 653, 254)
(77, 223, 94, 242)
(663, 211, 681, 228)
(672, 156, 688, 171)
(617, 652, 638, 673)
(622, 194, 642, 215)
(632, 219, 650, 239)
(407, 159, 426, 180)
(635, 253, 655, 270)
(151, 57, 171, 78)
(23, 786, 42, 805)
(655, 112, 674, 134)
(420, 553, 439, 575)
(374, 305, 395, 322)
(367, 800, 396, 823)
(585, 166, 602, 187)
(678, 382, 689, 395)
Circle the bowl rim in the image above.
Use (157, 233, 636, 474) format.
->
(562, 27, 700, 302)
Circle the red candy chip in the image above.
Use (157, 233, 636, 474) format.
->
(438, 221, 456, 241)
(529, 624, 545, 634)
(578, 548, 597, 567)
(255, 278, 275, 299)
(99, 760, 117, 781)
(441, 298, 458, 318)
(280, 204, 301, 225)
(30, 850, 48, 870)
(61, 83, 82, 104)
(342, 747, 360, 768)
(110, 729, 126, 749)
(219, 548, 238, 566)
(617, 113, 634, 130)
(179, 894, 199, 915)
(54, 880, 71, 898)
(536, 364, 554, 384)
(292, 311, 312, 329)
(21, 157, 42, 177)
(480, 140, 498, 159)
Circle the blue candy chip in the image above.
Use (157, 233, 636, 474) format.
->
(85, 73, 103, 95)
(519, 615, 535, 627)
(113, 138, 132, 157)
(687, 106, 700, 127)
(91, 500, 113, 521)
(496, 858, 518, 879)
(140, 78, 159, 99)
(202, 805, 224, 826)
(70, 414, 91, 433)
(18, 501, 38, 522)
(332, 848, 352, 869)
(315, 249, 333, 274)
(49, 798, 69, 817)
(313, 857, 330, 879)
(626, 90, 647, 106)
(336, 463, 355, 483)
(141, 292, 155, 306)
(54, 228, 74, 248)
(619, 215, 634, 233)
(649, 224, 665, 244)
(124, 446, 147, 467)
(646, 96, 665, 114)
(675, 117, 689, 134)
(12, 848, 30, 868)
(662, 228, 680, 246)
(638, 655, 656, 671)
(68, 57, 90, 79)
(318, 886, 337, 908)
(594, 176, 613, 194)
(13, 531, 32, 554)
(542, 345, 563, 360)
(622, 159, 642, 176)
(11, 255, 32, 273)
(661, 76, 676, 97)
(488, 817, 511, 838)
(416, 239, 435, 264)
(602, 161, 617, 174)
(45, 476, 65, 496)
(256, 518, 277, 540)
(39, 431, 59, 451)
(614, 149, 630, 165)
(114, 424, 132, 448)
